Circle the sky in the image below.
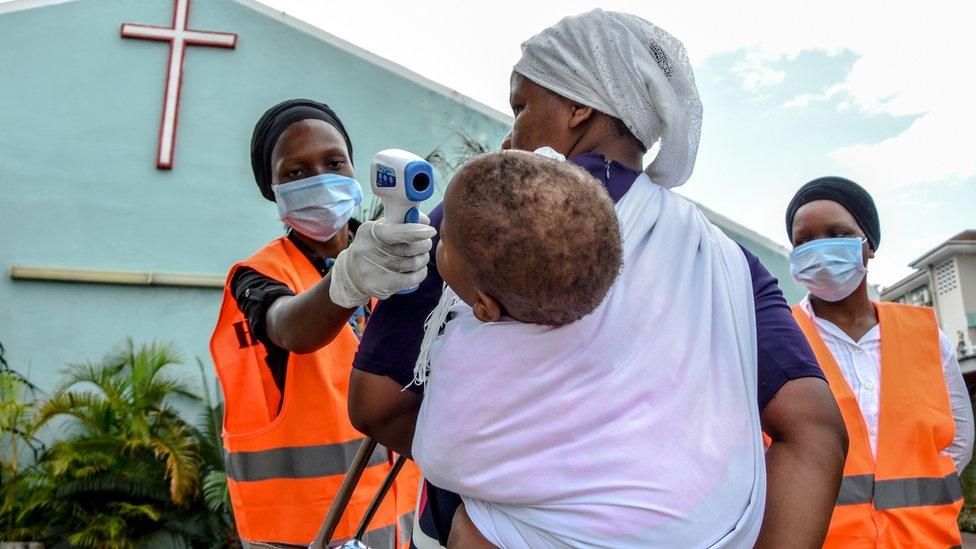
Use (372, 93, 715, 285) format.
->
(251, 0, 976, 289)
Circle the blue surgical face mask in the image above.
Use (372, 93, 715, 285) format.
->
(790, 237, 868, 302)
(273, 173, 363, 242)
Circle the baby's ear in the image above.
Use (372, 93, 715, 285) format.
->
(472, 291, 503, 323)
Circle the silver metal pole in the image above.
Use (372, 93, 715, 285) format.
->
(309, 437, 379, 549)
(353, 454, 407, 540)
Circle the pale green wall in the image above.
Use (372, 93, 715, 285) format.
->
(0, 0, 510, 391)
(722, 228, 805, 304)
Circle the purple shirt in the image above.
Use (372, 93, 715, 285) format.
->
(353, 153, 825, 547)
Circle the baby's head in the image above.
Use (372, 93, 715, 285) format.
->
(437, 150, 622, 327)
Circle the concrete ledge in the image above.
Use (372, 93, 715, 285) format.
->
(9, 265, 224, 289)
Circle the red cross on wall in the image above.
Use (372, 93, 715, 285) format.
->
(121, 0, 237, 169)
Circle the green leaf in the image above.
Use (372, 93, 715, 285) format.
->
(202, 470, 230, 516)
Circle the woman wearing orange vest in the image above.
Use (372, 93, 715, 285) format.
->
(786, 176, 974, 548)
(210, 99, 429, 547)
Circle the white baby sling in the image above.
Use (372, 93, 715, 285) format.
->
(413, 174, 765, 548)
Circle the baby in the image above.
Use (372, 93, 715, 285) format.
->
(412, 150, 764, 548)
(433, 150, 622, 329)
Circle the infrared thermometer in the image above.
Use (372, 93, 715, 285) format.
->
(370, 149, 435, 224)
(370, 149, 435, 294)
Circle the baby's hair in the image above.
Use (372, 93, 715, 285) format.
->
(446, 150, 623, 327)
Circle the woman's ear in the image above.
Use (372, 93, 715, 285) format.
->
(865, 241, 876, 262)
(472, 291, 503, 323)
(567, 102, 595, 130)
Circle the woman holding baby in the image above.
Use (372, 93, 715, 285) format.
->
(349, 10, 848, 548)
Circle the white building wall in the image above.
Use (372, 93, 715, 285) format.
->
(955, 253, 976, 349)
(933, 257, 972, 354)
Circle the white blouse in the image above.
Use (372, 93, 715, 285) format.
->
(799, 297, 974, 472)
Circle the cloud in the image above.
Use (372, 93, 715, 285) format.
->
(727, 2, 976, 191)
(782, 92, 814, 109)
(731, 51, 786, 91)
(827, 46, 976, 188)
(832, 110, 976, 190)
(782, 83, 846, 109)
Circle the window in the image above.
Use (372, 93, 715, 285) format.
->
(911, 286, 933, 307)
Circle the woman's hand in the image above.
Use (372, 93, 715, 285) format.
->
(329, 220, 436, 308)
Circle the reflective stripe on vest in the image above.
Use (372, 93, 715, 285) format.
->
(837, 473, 962, 508)
(242, 522, 399, 549)
(362, 523, 397, 549)
(225, 439, 390, 482)
(836, 474, 874, 506)
(398, 512, 415, 546)
(792, 302, 963, 548)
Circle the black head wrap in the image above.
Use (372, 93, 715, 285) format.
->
(250, 99, 353, 201)
(785, 176, 880, 250)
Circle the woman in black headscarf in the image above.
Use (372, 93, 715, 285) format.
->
(209, 99, 430, 546)
(786, 176, 972, 548)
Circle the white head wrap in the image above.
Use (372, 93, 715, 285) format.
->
(514, 9, 703, 188)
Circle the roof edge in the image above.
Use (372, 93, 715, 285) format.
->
(232, 0, 514, 126)
(0, 0, 515, 126)
(691, 200, 792, 258)
(0, 0, 75, 15)
(879, 269, 927, 299)
(909, 240, 976, 269)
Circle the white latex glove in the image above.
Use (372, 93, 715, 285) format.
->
(329, 219, 437, 308)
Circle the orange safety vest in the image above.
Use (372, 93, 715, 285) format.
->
(792, 302, 962, 548)
(211, 237, 418, 547)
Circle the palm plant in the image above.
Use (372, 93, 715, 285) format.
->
(0, 369, 39, 474)
(422, 130, 492, 189)
(0, 368, 51, 542)
(32, 340, 203, 547)
(354, 131, 491, 223)
(193, 359, 239, 546)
